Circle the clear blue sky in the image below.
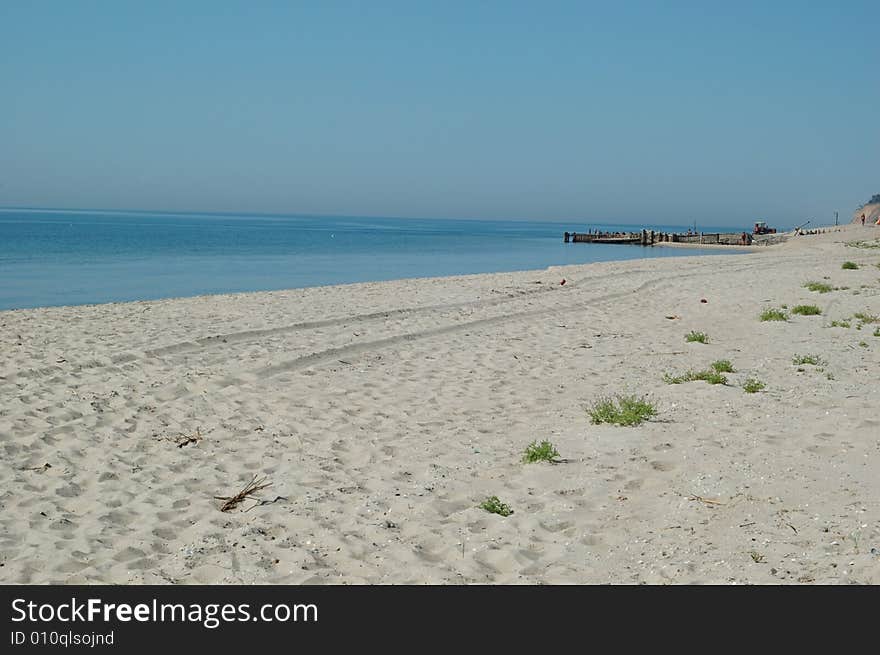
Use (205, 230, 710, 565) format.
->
(1, 1, 877, 226)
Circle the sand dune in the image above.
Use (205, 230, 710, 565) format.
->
(1, 225, 878, 584)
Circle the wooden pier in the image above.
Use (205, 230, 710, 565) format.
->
(564, 229, 754, 246)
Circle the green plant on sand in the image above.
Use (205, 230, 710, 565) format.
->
(760, 308, 788, 322)
(663, 369, 727, 385)
(685, 331, 709, 344)
(480, 496, 513, 517)
(791, 304, 821, 316)
(792, 354, 825, 366)
(523, 440, 561, 464)
(804, 281, 833, 293)
(710, 359, 735, 373)
(742, 378, 765, 393)
(588, 395, 657, 426)
(841, 261, 859, 270)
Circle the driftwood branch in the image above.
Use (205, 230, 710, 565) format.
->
(215, 475, 273, 512)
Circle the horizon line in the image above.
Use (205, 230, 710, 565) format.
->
(0, 204, 770, 230)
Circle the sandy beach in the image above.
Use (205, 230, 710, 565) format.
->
(1, 225, 878, 585)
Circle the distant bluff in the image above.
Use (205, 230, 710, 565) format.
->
(852, 194, 880, 224)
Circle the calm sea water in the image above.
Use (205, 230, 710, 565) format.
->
(0, 209, 746, 310)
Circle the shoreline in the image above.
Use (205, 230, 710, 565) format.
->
(652, 240, 762, 251)
(1, 224, 878, 584)
(1, 244, 751, 315)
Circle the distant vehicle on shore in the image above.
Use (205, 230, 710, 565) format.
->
(753, 221, 777, 235)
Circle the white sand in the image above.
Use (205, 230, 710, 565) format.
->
(1, 225, 878, 584)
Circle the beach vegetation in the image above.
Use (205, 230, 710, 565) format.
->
(804, 281, 833, 293)
(588, 395, 656, 426)
(664, 369, 727, 385)
(685, 331, 709, 344)
(791, 304, 821, 316)
(480, 496, 513, 517)
(710, 359, 735, 373)
(760, 308, 788, 322)
(873, 327, 880, 337)
(829, 319, 851, 328)
(523, 440, 561, 464)
(859, 341, 868, 348)
(853, 312, 878, 324)
(792, 354, 825, 366)
(742, 378, 765, 393)
(842, 261, 859, 270)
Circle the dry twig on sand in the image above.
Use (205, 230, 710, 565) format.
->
(175, 428, 203, 448)
(215, 475, 273, 512)
(20, 463, 52, 473)
(163, 428, 203, 448)
(688, 494, 725, 506)
(245, 495, 288, 512)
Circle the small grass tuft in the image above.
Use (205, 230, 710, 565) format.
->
(588, 395, 657, 426)
(841, 261, 859, 270)
(663, 369, 727, 385)
(685, 331, 709, 344)
(873, 327, 880, 337)
(480, 496, 513, 517)
(829, 319, 851, 328)
(742, 378, 765, 393)
(853, 312, 879, 324)
(710, 359, 735, 373)
(791, 304, 821, 316)
(792, 354, 825, 366)
(804, 281, 833, 293)
(760, 308, 788, 322)
(523, 440, 561, 464)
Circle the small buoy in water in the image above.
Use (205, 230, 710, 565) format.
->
(560, 279, 566, 285)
